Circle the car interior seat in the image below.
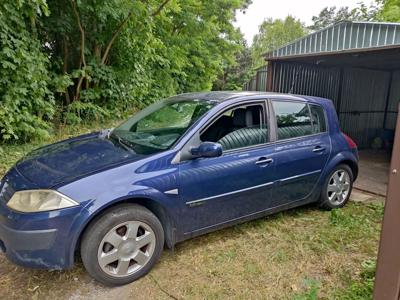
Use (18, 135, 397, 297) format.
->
(217, 107, 267, 151)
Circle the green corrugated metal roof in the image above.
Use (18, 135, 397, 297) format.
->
(265, 21, 400, 59)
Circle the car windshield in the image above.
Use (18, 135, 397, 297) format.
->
(111, 98, 216, 155)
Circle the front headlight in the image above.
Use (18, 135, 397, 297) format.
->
(7, 190, 79, 213)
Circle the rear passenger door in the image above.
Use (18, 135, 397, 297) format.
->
(270, 100, 331, 208)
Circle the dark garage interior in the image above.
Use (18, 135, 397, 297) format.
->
(245, 21, 400, 195)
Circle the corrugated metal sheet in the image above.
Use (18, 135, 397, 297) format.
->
(269, 62, 341, 105)
(266, 21, 400, 59)
(339, 68, 390, 148)
(255, 61, 395, 148)
(243, 66, 268, 91)
(386, 71, 400, 130)
(255, 66, 268, 91)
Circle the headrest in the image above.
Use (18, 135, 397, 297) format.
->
(233, 108, 253, 127)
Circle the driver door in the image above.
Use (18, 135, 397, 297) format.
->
(178, 101, 275, 235)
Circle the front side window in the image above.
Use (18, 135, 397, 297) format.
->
(310, 104, 327, 133)
(112, 99, 215, 154)
(200, 104, 268, 151)
(272, 101, 312, 140)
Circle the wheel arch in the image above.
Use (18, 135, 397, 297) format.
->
(338, 159, 358, 180)
(72, 197, 176, 263)
(324, 151, 359, 181)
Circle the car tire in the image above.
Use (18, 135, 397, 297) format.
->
(80, 204, 164, 286)
(319, 164, 354, 210)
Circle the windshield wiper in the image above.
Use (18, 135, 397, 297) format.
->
(109, 132, 136, 153)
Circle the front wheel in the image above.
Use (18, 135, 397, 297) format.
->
(80, 204, 164, 286)
(319, 164, 354, 210)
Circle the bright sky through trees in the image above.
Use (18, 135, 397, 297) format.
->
(235, 0, 375, 44)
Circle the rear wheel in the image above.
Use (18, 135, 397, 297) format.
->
(319, 164, 353, 210)
(81, 204, 164, 286)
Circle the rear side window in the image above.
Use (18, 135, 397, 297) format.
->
(272, 101, 312, 140)
(310, 104, 327, 133)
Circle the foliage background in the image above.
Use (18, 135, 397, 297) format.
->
(0, 0, 251, 142)
(0, 0, 397, 143)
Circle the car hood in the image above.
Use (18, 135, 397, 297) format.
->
(16, 131, 146, 188)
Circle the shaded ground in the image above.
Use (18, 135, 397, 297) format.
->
(0, 197, 383, 300)
(355, 150, 390, 196)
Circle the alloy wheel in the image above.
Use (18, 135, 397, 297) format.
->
(97, 221, 156, 277)
(327, 169, 351, 205)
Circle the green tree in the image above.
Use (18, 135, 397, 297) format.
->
(378, 0, 400, 22)
(150, 0, 250, 91)
(41, 0, 174, 121)
(39, 0, 251, 122)
(213, 35, 253, 91)
(251, 16, 306, 69)
(309, 3, 381, 31)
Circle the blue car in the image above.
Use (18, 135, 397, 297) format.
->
(0, 92, 358, 285)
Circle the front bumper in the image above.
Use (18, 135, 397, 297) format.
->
(0, 204, 87, 270)
(0, 224, 56, 251)
(0, 168, 89, 269)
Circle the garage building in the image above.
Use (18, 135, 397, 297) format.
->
(244, 21, 400, 195)
(245, 21, 400, 150)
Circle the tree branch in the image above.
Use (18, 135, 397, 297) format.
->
(70, 0, 86, 68)
(70, 0, 86, 101)
(101, 10, 133, 64)
(152, 0, 171, 17)
(100, 0, 171, 65)
(63, 37, 71, 105)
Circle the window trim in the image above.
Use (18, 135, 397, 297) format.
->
(269, 99, 328, 142)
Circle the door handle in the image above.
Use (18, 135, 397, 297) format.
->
(255, 157, 274, 165)
(313, 146, 326, 153)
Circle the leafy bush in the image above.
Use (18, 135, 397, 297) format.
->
(0, 1, 55, 141)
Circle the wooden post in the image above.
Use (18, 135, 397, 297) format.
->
(373, 104, 400, 299)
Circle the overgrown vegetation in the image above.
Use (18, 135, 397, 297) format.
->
(0, 0, 250, 142)
(0, 1, 55, 142)
(1, 0, 398, 143)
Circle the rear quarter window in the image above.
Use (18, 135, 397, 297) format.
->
(309, 104, 327, 133)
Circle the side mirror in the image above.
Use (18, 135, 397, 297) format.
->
(191, 142, 223, 158)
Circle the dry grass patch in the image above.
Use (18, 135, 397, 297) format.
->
(0, 201, 383, 299)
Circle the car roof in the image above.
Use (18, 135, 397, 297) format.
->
(170, 91, 332, 104)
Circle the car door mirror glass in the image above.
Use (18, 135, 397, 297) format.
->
(191, 142, 222, 158)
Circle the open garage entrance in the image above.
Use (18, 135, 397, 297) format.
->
(256, 21, 400, 196)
